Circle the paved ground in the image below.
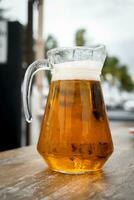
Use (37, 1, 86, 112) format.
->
(110, 120, 134, 129)
(108, 109, 134, 121)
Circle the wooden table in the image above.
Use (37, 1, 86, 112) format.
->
(0, 122, 134, 200)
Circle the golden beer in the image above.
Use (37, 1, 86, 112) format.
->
(37, 79, 113, 173)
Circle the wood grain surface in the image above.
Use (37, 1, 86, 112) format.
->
(0, 122, 134, 200)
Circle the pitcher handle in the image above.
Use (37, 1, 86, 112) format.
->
(23, 59, 51, 123)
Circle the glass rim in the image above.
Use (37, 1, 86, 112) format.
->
(47, 45, 106, 57)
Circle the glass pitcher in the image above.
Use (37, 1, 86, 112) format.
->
(23, 46, 114, 174)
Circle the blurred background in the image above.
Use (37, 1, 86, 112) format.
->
(0, 0, 134, 151)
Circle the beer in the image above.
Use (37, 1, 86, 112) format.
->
(37, 61, 113, 173)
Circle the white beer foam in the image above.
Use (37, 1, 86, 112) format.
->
(52, 60, 103, 81)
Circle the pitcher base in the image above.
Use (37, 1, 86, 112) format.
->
(52, 169, 101, 174)
(43, 154, 107, 174)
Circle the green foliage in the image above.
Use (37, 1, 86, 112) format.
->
(45, 35, 58, 54)
(118, 65, 134, 91)
(102, 56, 134, 92)
(102, 57, 119, 78)
(75, 29, 86, 46)
(45, 35, 58, 83)
(0, 8, 5, 19)
(0, 1, 8, 19)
